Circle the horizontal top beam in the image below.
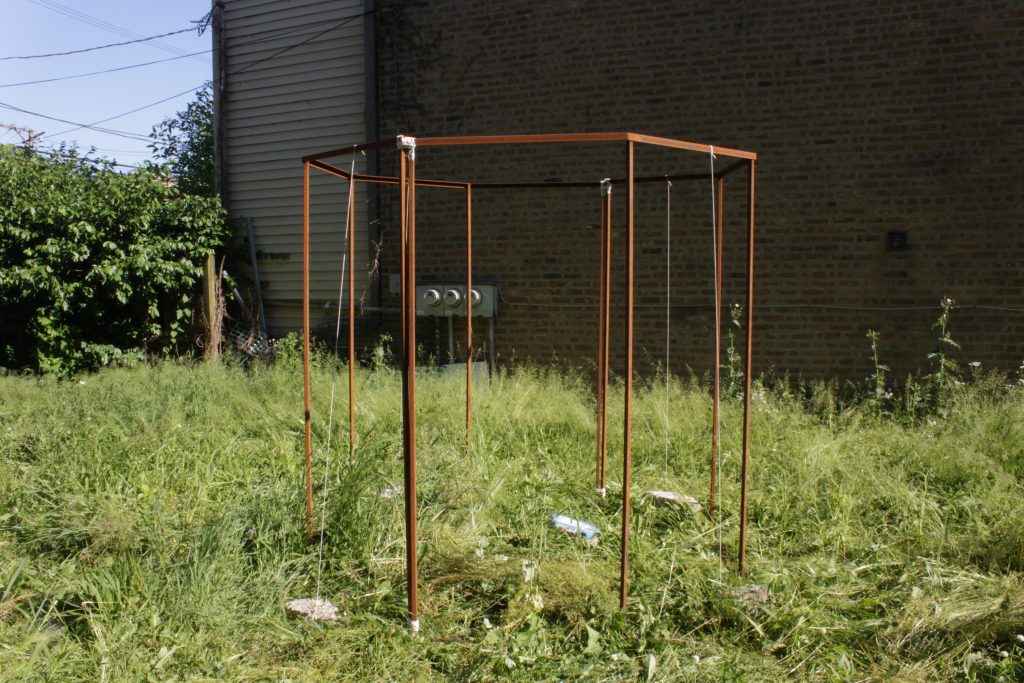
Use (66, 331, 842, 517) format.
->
(303, 132, 757, 162)
(308, 159, 468, 189)
(307, 157, 748, 190)
(301, 138, 394, 163)
(626, 133, 756, 160)
(415, 132, 630, 147)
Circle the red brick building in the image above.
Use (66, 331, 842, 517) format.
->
(218, 1, 1023, 379)
(364, 0, 1023, 379)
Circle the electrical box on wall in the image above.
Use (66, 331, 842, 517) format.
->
(415, 284, 499, 318)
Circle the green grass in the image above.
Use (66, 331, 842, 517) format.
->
(0, 357, 1022, 681)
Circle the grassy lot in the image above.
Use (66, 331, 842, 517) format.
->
(0, 355, 1022, 681)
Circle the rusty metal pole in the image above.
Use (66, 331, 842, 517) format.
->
(401, 144, 420, 630)
(710, 177, 724, 521)
(598, 184, 606, 489)
(302, 161, 314, 544)
(595, 186, 607, 493)
(465, 183, 473, 459)
(738, 160, 756, 575)
(399, 153, 407, 344)
(348, 179, 357, 463)
(619, 142, 635, 609)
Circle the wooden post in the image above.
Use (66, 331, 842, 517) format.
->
(203, 253, 219, 360)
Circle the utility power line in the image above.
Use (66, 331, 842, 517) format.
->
(10, 7, 374, 148)
(2, 9, 370, 88)
(0, 26, 201, 60)
(34, 147, 145, 169)
(45, 84, 206, 140)
(26, 0, 209, 64)
(0, 101, 150, 142)
(0, 50, 210, 88)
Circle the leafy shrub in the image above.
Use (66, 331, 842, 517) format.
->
(0, 146, 228, 375)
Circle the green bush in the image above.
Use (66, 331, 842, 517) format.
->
(0, 146, 228, 375)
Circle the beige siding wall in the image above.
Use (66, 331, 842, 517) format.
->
(222, 0, 370, 336)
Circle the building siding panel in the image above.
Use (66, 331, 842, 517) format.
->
(221, 0, 371, 339)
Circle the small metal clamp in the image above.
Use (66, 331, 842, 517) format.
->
(397, 134, 417, 160)
(600, 178, 612, 196)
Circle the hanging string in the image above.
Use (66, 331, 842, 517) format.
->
(664, 178, 672, 463)
(333, 155, 356, 354)
(315, 385, 336, 600)
(315, 150, 356, 601)
(709, 146, 723, 581)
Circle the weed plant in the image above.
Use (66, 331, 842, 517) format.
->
(0, 351, 1022, 680)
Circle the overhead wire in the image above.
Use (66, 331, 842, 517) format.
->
(0, 50, 211, 88)
(0, 26, 202, 60)
(33, 147, 143, 169)
(26, 0, 209, 63)
(0, 101, 150, 142)
(44, 84, 207, 140)
(7, 7, 373, 148)
(5, 9, 371, 91)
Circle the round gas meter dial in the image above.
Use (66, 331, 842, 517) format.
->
(423, 288, 442, 306)
(444, 288, 463, 307)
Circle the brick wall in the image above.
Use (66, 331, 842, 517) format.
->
(368, 0, 1024, 379)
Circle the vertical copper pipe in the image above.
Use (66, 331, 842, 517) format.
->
(302, 161, 314, 544)
(738, 160, 756, 575)
(710, 177, 724, 521)
(595, 191, 607, 490)
(402, 152, 419, 625)
(465, 183, 473, 458)
(399, 153, 407, 344)
(602, 188, 612, 489)
(348, 179, 357, 463)
(619, 142, 634, 609)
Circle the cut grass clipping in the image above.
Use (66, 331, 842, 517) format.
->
(0, 359, 1022, 680)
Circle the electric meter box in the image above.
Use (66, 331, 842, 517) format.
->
(415, 283, 498, 318)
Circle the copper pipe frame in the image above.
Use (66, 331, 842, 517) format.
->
(348, 178, 357, 463)
(602, 189, 612, 490)
(401, 151, 419, 625)
(738, 160, 756, 575)
(399, 155, 407, 345)
(414, 132, 756, 161)
(310, 158, 467, 189)
(620, 142, 635, 609)
(308, 132, 756, 163)
(474, 161, 750, 190)
(302, 133, 759, 620)
(596, 185, 612, 491)
(302, 161, 314, 544)
(595, 190, 607, 491)
(311, 157, 746, 190)
(710, 178, 724, 521)
(465, 184, 473, 458)
(303, 137, 401, 163)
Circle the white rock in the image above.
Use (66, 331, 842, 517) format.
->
(285, 598, 339, 622)
(648, 490, 701, 513)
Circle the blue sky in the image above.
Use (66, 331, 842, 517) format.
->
(1, 0, 212, 166)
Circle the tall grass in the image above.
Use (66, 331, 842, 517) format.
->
(0, 356, 1021, 681)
